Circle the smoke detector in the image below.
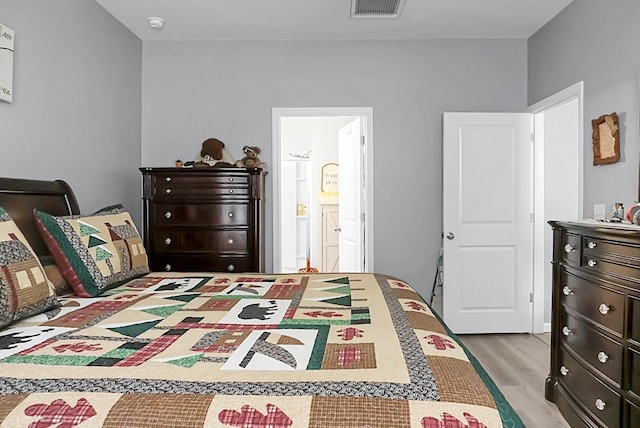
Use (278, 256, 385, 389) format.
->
(351, 0, 406, 18)
(148, 17, 165, 30)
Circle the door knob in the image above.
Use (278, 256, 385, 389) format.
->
(446, 232, 455, 240)
(335, 227, 342, 232)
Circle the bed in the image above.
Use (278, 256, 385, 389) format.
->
(0, 177, 523, 427)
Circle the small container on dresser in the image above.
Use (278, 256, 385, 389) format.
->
(547, 220, 640, 427)
(140, 167, 266, 273)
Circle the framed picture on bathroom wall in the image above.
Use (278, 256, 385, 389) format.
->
(321, 163, 339, 194)
(592, 112, 619, 165)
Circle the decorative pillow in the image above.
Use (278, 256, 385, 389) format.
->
(34, 204, 149, 297)
(39, 255, 73, 295)
(0, 207, 59, 328)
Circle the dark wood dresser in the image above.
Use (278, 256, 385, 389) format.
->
(140, 167, 266, 273)
(547, 220, 640, 428)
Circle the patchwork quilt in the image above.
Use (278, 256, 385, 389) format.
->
(0, 273, 523, 427)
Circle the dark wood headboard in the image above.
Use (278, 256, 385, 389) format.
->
(0, 177, 80, 256)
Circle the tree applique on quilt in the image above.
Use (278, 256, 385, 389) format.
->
(218, 404, 292, 427)
(304, 311, 343, 318)
(24, 398, 96, 428)
(421, 412, 487, 428)
(425, 335, 456, 351)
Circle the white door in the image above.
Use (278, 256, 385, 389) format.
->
(442, 112, 533, 334)
(338, 118, 363, 272)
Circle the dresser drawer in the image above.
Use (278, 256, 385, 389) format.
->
(558, 349, 621, 428)
(560, 271, 624, 335)
(583, 235, 640, 260)
(629, 348, 640, 398)
(153, 174, 249, 200)
(562, 312, 623, 384)
(581, 252, 640, 283)
(154, 203, 248, 226)
(151, 255, 250, 273)
(153, 229, 248, 253)
(562, 233, 582, 265)
(630, 296, 640, 344)
(628, 400, 640, 428)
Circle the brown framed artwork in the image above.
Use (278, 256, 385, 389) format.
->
(592, 112, 620, 165)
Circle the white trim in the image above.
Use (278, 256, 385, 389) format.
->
(543, 322, 551, 333)
(528, 81, 584, 334)
(271, 107, 375, 274)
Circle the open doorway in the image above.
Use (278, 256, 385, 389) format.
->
(271, 108, 374, 274)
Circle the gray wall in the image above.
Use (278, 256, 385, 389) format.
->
(529, 1, 640, 216)
(0, 0, 142, 221)
(141, 39, 528, 297)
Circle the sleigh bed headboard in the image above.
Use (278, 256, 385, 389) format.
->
(0, 177, 80, 256)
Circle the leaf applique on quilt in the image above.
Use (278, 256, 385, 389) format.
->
(304, 311, 343, 318)
(337, 327, 364, 341)
(421, 412, 488, 428)
(218, 403, 292, 427)
(335, 346, 365, 366)
(24, 398, 97, 428)
(406, 301, 427, 311)
(425, 335, 456, 351)
(53, 342, 103, 353)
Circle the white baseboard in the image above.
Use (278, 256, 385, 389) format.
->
(543, 322, 551, 333)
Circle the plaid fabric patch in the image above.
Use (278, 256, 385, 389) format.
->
(24, 398, 97, 427)
(218, 403, 292, 427)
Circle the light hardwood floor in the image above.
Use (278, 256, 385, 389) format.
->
(430, 288, 569, 427)
(458, 333, 570, 428)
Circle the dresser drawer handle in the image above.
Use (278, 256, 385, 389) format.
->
(228, 212, 234, 218)
(587, 259, 597, 267)
(564, 244, 575, 253)
(165, 211, 172, 219)
(562, 326, 572, 336)
(588, 241, 597, 249)
(229, 177, 234, 182)
(560, 366, 569, 376)
(165, 177, 172, 182)
(598, 304, 610, 315)
(164, 237, 171, 245)
(228, 238, 235, 244)
(165, 188, 172, 194)
(229, 189, 234, 193)
(227, 264, 235, 272)
(562, 286, 573, 296)
(165, 264, 172, 271)
(597, 351, 609, 363)
(595, 398, 606, 411)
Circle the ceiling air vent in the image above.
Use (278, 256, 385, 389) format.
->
(351, 0, 406, 18)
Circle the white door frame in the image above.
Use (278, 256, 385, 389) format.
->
(271, 107, 375, 274)
(528, 81, 584, 333)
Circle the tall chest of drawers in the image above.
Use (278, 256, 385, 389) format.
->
(547, 221, 640, 428)
(140, 167, 266, 273)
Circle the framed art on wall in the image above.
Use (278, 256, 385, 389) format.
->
(0, 22, 15, 103)
(592, 112, 619, 165)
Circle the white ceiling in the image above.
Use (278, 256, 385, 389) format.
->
(94, 0, 574, 41)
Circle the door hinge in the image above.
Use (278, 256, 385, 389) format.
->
(361, 135, 365, 145)
(361, 212, 365, 222)
(530, 132, 535, 142)
(530, 292, 533, 303)
(530, 213, 533, 223)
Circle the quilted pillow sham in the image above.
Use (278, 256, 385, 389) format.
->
(0, 207, 58, 328)
(34, 204, 149, 297)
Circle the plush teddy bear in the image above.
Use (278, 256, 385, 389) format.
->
(193, 138, 235, 167)
(235, 145, 266, 170)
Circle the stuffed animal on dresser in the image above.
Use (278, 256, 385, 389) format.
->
(235, 145, 266, 170)
(193, 138, 235, 167)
